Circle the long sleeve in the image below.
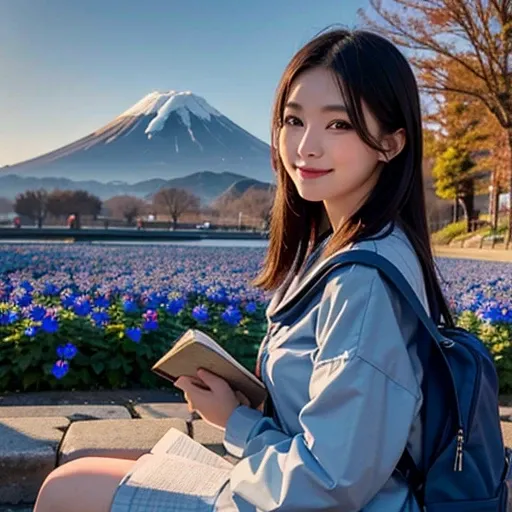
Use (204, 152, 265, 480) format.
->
(225, 266, 422, 511)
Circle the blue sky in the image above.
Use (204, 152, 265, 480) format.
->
(0, 0, 372, 166)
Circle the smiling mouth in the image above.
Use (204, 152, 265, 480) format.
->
(296, 167, 334, 179)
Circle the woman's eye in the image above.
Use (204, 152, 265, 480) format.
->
(283, 115, 302, 126)
(329, 120, 352, 130)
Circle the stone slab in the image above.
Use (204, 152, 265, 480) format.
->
(0, 417, 69, 505)
(0, 405, 131, 421)
(135, 402, 200, 421)
(0, 388, 182, 407)
(502, 421, 512, 449)
(58, 418, 188, 466)
(500, 407, 512, 422)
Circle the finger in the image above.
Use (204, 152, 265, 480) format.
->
(197, 368, 229, 392)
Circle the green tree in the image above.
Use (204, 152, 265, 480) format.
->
(432, 146, 476, 231)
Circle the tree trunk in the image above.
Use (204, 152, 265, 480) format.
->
(453, 196, 459, 222)
(489, 171, 499, 231)
(458, 197, 469, 232)
(507, 128, 512, 247)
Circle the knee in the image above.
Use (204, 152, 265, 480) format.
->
(34, 456, 135, 512)
(34, 460, 77, 512)
(35, 458, 96, 512)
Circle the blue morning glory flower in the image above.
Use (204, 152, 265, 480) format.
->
(41, 315, 59, 334)
(94, 295, 110, 309)
(245, 301, 257, 314)
(56, 342, 78, 360)
(221, 305, 242, 326)
(29, 305, 47, 322)
(52, 360, 69, 379)
(91, 310, 110, 327)
(126, 327, 142, 343)
(166, 297, 185, 315)
(192, 304, 209, 324)
(25, 326, 37, 337)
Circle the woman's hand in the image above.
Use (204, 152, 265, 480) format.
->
(174, 368, 250, 430)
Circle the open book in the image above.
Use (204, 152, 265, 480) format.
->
(151, 328, 267, 409)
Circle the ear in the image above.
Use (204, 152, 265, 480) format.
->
(378, 128, 406, 162)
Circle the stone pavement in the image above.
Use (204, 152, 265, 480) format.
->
(1, 389, 512, 511)
(432, 245, 512, 263)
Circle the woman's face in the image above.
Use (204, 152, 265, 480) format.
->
(278, 67, 392, 228)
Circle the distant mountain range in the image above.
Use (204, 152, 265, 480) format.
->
(1, 90, 274, 188)
(0, 170, 274, 206)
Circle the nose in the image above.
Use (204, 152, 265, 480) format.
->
(297, 128, 323, 159)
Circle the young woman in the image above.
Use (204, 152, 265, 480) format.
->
(34, 27, 453, 512)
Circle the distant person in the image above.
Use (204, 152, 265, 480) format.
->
(136, 217, 143, 230)
(13, 216, 21, 229)
(67, 214, 76, 229)
(35, 29, 458, 511)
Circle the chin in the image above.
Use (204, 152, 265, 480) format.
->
(295, 187, 330, 203)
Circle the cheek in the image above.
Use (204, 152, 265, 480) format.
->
(329, 135, 378, 167)
(278, 131, 295, 167)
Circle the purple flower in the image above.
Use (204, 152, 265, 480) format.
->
(126, 327, 142, 343)
(56, 342, 78, 360)
(52, 360, 69, 379)
(192, 304, 209, 324)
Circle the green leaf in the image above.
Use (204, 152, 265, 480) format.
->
(91, 361, 105, 375)
(22, 370, 40, 390)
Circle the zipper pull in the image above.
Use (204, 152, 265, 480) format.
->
(453, 428, 464, 472)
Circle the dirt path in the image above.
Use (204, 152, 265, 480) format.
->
(433, 245, 512, 263)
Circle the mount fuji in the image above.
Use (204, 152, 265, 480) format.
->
(1, 91, 274, 185)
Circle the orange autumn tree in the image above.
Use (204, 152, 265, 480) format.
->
(361, 0, 512, 244)
(423, 60, 504, 231)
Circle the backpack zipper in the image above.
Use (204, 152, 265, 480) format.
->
(454, 427, 465, 471)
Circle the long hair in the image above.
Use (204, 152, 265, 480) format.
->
(252, 27, 453, 326)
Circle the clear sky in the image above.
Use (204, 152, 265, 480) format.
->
(0, 0, 371, 166)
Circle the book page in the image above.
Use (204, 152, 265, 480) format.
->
(150, 427, 232, 470)
(111, 452, 232, 508)
(193, 330, 264, 387)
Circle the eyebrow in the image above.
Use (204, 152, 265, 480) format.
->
(284, 101, 348, 113)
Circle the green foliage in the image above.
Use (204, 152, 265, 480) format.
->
(432, 146, 475, 201)
(457, 311, 512, 394)
(431, 221, 467, 245)
(0, 298, 268, 394)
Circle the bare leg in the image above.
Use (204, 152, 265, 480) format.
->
(34, 456, 137, 512)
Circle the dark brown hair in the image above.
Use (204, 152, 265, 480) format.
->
(252, 27, 453, 326)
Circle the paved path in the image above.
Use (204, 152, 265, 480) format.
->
(433, 245, 512, 263)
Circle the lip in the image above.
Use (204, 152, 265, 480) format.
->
(296, 167, 334, 179)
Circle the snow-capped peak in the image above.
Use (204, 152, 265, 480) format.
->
(119, 90, 223, 138)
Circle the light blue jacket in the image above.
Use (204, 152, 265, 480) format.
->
(217, 223, 430, 511)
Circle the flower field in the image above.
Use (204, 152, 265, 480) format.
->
(1, 243, 511, 394)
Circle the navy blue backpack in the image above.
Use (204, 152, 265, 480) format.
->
(262, 250, 512, 510)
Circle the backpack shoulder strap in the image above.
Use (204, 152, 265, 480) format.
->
(270, 249, 462, 427)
